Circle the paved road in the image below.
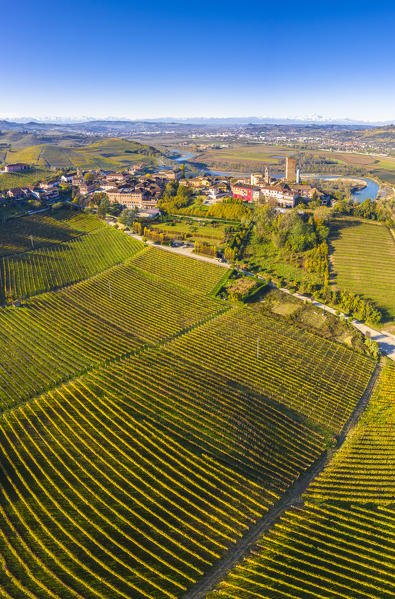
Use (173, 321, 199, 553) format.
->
(288, 290, 395, 360)
(113, 223, 395, 361)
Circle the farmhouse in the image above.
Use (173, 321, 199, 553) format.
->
(6, 188, 31, 201)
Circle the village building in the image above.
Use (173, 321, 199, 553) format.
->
(156, 168, 183, 181)
(259, 183, 299, 208)
(28, 186, 60, 201)
(3, 163, 30, 173)
(72, 170, 96, 195)
(231, 183, 261, 202)
(107, 189, 158, 210)
(6, 188, 31, 201)
(60, 172, 76, 184)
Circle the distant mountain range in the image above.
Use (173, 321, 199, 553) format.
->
(1, 116, 393, 130)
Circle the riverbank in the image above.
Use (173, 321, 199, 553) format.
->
(174, 151, 380, 202)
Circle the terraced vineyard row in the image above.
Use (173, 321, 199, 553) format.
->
(208, 360, 393, 599)
(0, 264, 223, 411)
(131, 246, 227, 294)
(330, 218, 395, 322)
(83, 348, 327, 490)
(166, 308, 375, 434)
(0, 227, 144, 300)
(307, 361, 395, 503)
(0, 208, 103, 256)
(0, 377, 275, 599)
(208, 502, 395, 599)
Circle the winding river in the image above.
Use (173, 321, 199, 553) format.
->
(174, 152, 380, 202)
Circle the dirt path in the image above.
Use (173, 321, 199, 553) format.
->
(182, 360, 383, 599)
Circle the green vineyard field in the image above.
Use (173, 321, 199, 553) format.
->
(208, 361, 395, 599)
(330, 218, 395, 323)
(131, 246, 227, 294)
(165, 308, 375, 434)
(208, 502, 395, 599)
(0, 208, 103, 257)
(0, 227, 143, 300)
(0, 209, 389, 599)
(307, 361, 395, 503)
(0, 264, 223, 410)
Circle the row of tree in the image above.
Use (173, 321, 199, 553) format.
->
(332, 198, 394, 226)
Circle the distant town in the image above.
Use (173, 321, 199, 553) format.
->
(0, 155, 329, 221)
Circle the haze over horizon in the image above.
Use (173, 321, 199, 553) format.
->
(2, 0, 395, 123)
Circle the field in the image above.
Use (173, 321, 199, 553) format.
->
(0, 207, 103, 256)
(0, 207, 388, 598)
(208, 502, 395, 599)
(0, 227, 143, 300)
(2, 138, 163, 170)
(131, 246, 227, 293)
(165, 308, 375, 434)
(0, 167, 53, 191)
(0, 263, 223, 410)
(308, 361, 395, 503)
(330, 218, 395, 325)
(208, 362, 395, 599)
(151, 221, 226, 245)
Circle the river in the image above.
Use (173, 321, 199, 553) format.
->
(174, 151, 379, 202)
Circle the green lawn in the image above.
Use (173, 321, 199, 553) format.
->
(330, 218, 395, 326)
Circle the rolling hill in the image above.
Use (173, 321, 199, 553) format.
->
(1, 137, 165, 170)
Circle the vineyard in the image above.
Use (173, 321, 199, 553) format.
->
(0, 227, 143, 300)
(0, 264, 223, 410)
(307, 361, 395, 503)
(0, 387, 272, 599)
(0, 208, 390, 598)
(165, 308, 375, 434)
(208, 502, 395, 599)
(131, 246, 227, 294)
(330, 218, 395, 323)
(0, 208, 103, 257)
(208, 361, 395, 599)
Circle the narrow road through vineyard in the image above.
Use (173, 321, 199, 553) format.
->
(182, 360, 384, 599)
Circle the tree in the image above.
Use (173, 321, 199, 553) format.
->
(107, 202, 123, 216)
(98, 197, 110, 217)
(84, 172, 94, 184)
(119, 208, 138, 226)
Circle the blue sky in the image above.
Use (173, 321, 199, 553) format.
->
(1, 0, 394, 121)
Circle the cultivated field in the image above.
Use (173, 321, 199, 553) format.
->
(308, 361, 395, 503)
(0, 264, 223, 410)
(151, 221, 226, 245)
(132, 246, 227, 293)
(166, 308, 375, 434)
(0, 227, 143, 300)
(208, 361, 395, 599)
(330, 218, 395, 325)
(0, 208, 102, 256)
(208, 502, 395, 599)
(3, 138, 162, 170)
(0, 208, 388, 598)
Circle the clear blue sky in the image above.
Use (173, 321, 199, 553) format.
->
(2, 0, 394, 121)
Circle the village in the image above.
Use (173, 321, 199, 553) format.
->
(0, 156, 327, 219)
